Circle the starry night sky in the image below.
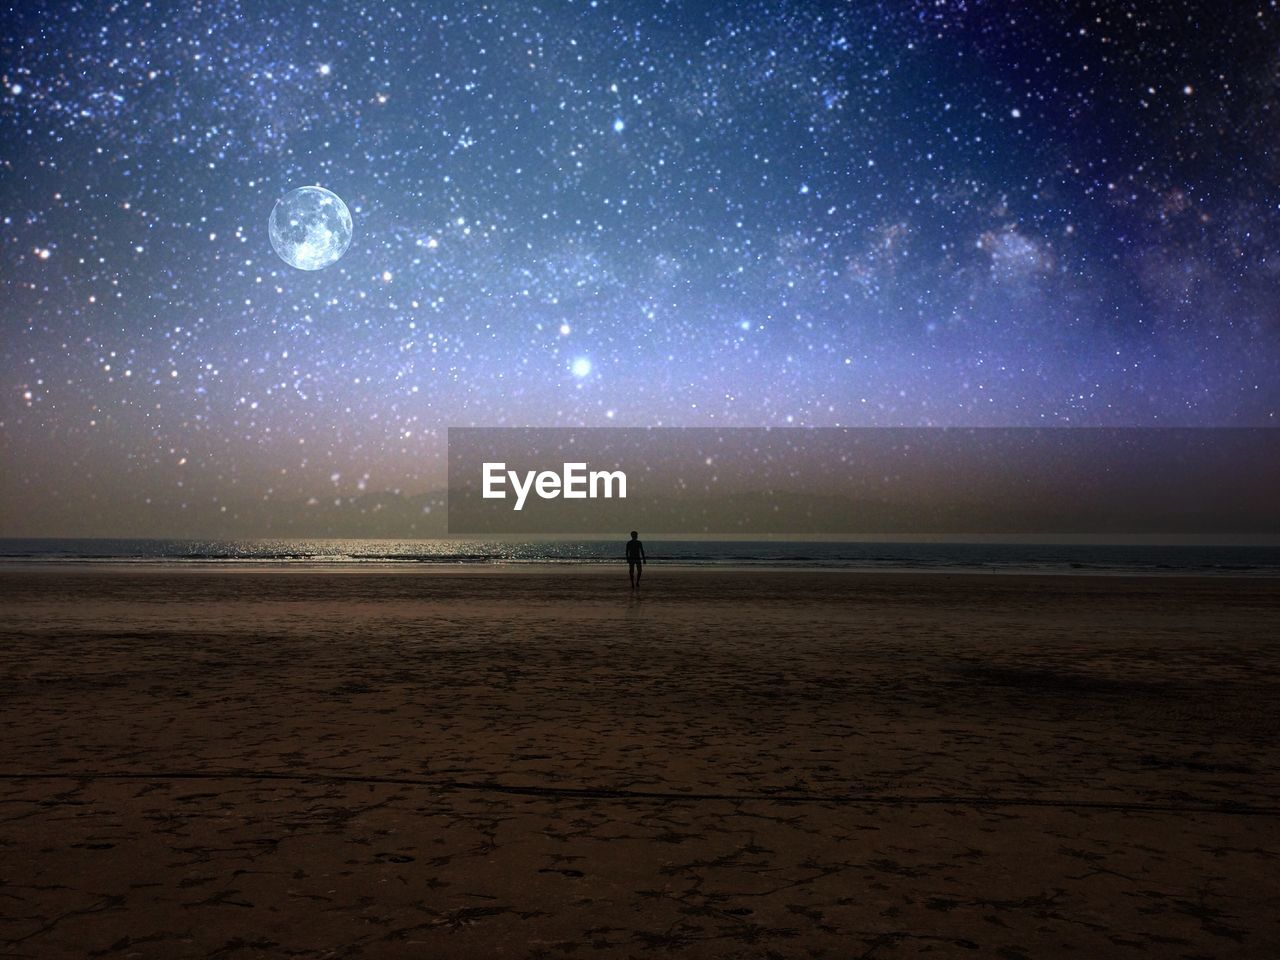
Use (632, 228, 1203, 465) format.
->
(1, 1, 1277, 535)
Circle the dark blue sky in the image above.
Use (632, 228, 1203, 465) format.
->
(1, 1, 1277, 533)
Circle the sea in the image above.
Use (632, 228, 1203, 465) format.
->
(1, 538, 1278, 576)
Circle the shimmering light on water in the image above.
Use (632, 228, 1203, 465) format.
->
(0, 539, 1277, 576)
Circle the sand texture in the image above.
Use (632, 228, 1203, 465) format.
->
(0, 567, 1277, 958)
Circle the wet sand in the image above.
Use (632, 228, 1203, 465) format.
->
(0, 566, 1277, 958)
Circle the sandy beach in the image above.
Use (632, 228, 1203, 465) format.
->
(0, 566, 1277, 958)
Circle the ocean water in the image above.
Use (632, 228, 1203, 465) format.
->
(0, 538, 1277, 576)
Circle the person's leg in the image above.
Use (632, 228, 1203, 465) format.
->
(628, 562, 637, 588)
(635, 562, 642, 585)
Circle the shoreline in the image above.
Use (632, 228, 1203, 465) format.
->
(1, 559, 1277, 578)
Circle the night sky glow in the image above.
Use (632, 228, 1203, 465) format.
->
(1, 1, 1277, 535)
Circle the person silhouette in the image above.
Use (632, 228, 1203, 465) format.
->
(625, 530, 646, 588)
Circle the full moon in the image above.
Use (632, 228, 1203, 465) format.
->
(268, 186, 353, 271)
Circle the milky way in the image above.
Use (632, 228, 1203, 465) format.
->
(1, 1, 1277, 533)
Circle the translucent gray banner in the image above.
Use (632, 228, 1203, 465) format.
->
(446, 428, 1280, 536)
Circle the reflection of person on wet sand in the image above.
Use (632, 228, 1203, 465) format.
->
(625, 530, 646, 588)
